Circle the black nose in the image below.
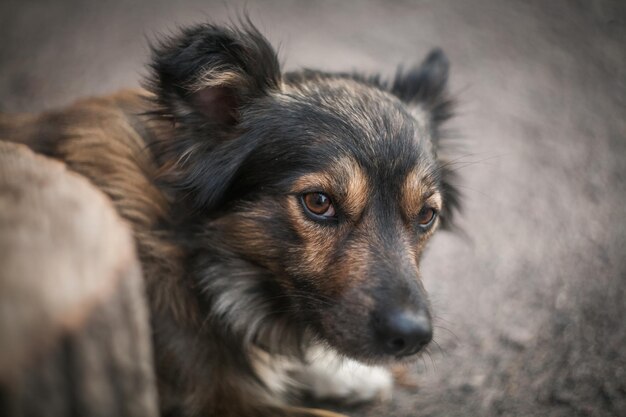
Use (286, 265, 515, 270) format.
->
(374, 310, 433, 357)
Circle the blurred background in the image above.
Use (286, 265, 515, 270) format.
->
(1, 0, 625, 416)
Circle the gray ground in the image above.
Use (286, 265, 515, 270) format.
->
(1, 0, 625, 416)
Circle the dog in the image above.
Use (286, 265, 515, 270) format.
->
(0, 21, 459, 417)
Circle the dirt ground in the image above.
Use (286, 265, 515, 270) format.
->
(1, 0, 625, 416)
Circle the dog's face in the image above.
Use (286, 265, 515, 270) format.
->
(151, 24, 459, 362)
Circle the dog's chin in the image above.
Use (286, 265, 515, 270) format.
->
(325, 340, 426, 367)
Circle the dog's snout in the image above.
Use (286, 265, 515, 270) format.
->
(374, 309, 432, 357)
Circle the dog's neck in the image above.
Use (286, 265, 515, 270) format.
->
(189, 233, 311, 358)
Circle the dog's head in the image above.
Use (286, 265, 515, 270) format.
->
(149, 23, 460, 362)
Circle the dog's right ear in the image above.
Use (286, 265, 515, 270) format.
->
(147, 23, 281, 212)
(391, 48, 452, 140)
(149, 23, 281, 128)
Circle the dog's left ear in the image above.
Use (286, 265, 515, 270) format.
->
(392, 49, 460, 229)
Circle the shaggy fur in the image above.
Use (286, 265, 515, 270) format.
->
(0, 22, 459, 417)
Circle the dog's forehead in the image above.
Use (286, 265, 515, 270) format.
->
(283, 77, 410, 133)
(277, 78, 429, 153)
(282, 77, 435, 177)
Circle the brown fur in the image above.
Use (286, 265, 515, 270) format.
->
(1, 91, 193, 322)
(0, 91, 213, 413)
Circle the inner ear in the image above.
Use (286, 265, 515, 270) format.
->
(190, 86, 239, 125)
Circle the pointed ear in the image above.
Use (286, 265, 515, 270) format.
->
(392, 49, 460, 230)
(391, 48, 452, 133)
(149, 22, 281, 127)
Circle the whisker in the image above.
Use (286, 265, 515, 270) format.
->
(425, 348, 438, 372)
(431, 339, 446, 358)
(452, 184, 496, 201)
(433, 324, 459, 342)
(420, 354, 429, 373)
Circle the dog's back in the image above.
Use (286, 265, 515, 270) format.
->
(0, 90, 211, 413)
(0, 91, 196, 322)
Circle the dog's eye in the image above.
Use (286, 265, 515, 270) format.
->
(417, 206, 437, 228)
(301, 192, 336, 221)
